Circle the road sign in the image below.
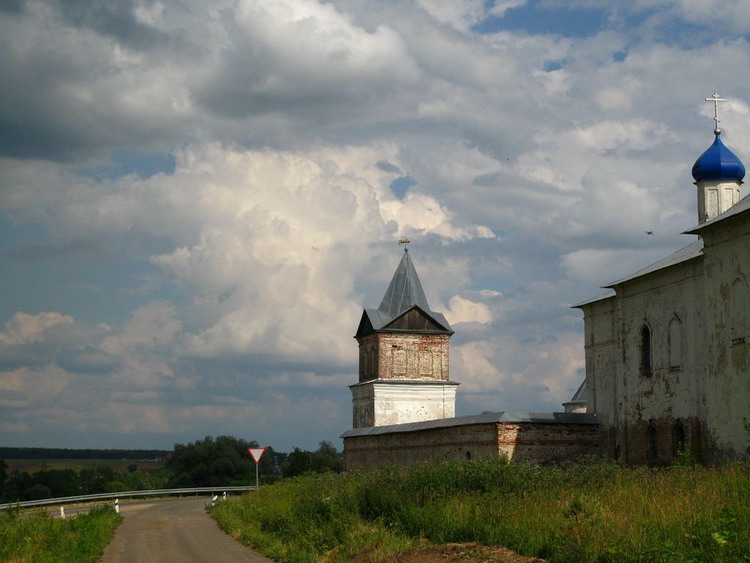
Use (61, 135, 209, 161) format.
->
(248, 447, 265, 464)
(247, 447, 266, 490)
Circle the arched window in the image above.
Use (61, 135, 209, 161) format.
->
(647, 424, 658, 464)
(731, 278, 749, 345)
(672, 422, 686, 457)
(640, 324, 652, 375)
(669, 316, 682, 370)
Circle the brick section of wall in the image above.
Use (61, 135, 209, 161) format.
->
(358, 334, 379, 383)
(344, 424, 498, 471)
(496, 423, 600, 464)
(357, 333, 450, 382)
(603, 416, 702, 465)
(343, 422, 600, 471)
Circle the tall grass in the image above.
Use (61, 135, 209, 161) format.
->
(211, 458, 750, 562)
(0, 505, 122, 562)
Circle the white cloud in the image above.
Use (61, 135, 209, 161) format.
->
(2, 0, 750, 450)
(415, 0, 487, 31)
(0, 312, 74, 346)
(445, 295, 493, 325)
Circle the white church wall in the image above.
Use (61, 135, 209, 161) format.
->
(583, 256, 706, 463)
(700, 218, 750, 460)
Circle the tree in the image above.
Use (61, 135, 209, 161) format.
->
(0, 459, 7, 489)
(166, 436, 276, 487)
(281, 441, 343, 478)
(2, 471, 32, 502)
(32, 469, 80, 498)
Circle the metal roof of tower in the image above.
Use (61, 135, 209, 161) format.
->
(378, 250, 432, 319)
(355, 249, 452, 336)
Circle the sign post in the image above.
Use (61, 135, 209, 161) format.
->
(247, 447, 266, 490)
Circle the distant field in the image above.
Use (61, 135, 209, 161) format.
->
(4, 459, 165, 474)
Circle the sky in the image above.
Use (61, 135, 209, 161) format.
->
(2, 0, 750, 452)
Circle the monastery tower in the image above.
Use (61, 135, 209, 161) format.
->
(692, 93, 745, 223)
(350, 247, 459, 428)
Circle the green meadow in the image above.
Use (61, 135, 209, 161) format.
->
(211, 457, 750, 562)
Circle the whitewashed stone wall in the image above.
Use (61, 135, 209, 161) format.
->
(699, 216, 750, 460)
(350, 380, 458, 428)
(580, 209, 750, 463)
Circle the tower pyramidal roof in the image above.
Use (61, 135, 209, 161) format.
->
(356, 249, 452, 337)
(378, 250, 432, 319)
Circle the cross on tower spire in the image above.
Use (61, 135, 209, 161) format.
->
(705, 92, 726, 135)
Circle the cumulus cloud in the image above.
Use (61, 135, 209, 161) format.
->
(445, 295, 493, 325)
(2, 0, 750, 450)
(0, 312, 73, 346)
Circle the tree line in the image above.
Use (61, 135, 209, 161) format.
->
(0, 436, 343, 503)
(0, 447, 170, 460)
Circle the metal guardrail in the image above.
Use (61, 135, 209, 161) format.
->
(0, 486, 257, 510)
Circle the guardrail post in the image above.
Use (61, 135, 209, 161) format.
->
(60, 506, 65, 519)
(115, 498, 120, 514)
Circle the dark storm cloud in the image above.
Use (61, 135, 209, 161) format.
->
(54, 0, 167, 51)
(0, 0, 184, 161)
(0, 0, 23, 14)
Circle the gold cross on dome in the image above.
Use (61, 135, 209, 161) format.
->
(705, 92, 726, 134)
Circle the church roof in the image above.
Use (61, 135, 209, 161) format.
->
(692, 133, 745, 182)
(572, 289, 616, 308)
(341, 411, 598, 438)
(685, 192, 750, 234)
(604, 238, 704, 288)
(568, 380, 587, 403)
(578, 181, 749, 305)
(378, 250, 432, 319)
(357, 251, 452, 336)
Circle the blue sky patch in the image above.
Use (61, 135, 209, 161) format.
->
(75, 149, 176, 180)
(474, 1, 609, 38)
(390, 175, 417, 199)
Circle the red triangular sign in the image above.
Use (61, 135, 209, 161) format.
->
(248, 447, 265, 464)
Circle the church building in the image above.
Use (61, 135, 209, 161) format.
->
(575, 94, 750, 464)
(342, 94, 749, 469)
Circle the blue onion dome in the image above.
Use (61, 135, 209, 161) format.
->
(692, 133, 745, 182)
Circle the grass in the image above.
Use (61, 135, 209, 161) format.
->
(210, 457, 750, 562)
(0, 505, 122, 562)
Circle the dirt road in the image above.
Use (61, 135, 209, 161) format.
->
(100, 497, 273, 562)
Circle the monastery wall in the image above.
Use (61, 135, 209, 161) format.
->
(496, 422, 600, 463)
(343, 422, 599, 471)
(700, 218, 750, 460)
